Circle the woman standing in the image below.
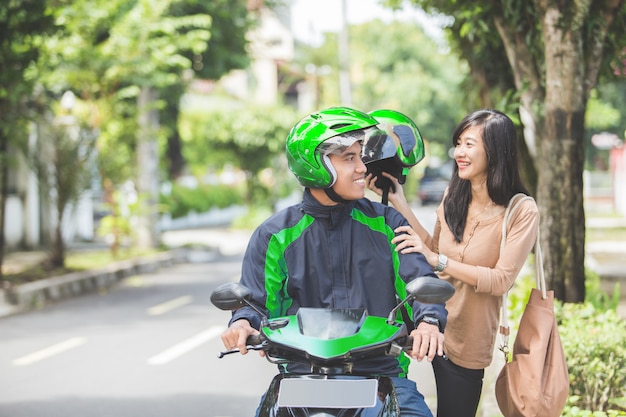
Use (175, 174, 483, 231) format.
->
(367, 109, 539, 417)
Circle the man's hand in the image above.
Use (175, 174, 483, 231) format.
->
(220, 319, 259, 355)
(407, 321, 444, 362)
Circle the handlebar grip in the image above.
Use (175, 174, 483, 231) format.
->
(217, 333, 264, 358)
(247, 333, 262, 345)
(404, 336, 414, 350)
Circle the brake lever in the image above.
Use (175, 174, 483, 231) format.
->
(217, 343, 265, 358)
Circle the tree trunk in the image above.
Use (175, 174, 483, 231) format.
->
(136, 86, 160, 249)
(166, 131, 185, 180)
(49, 198, 65, 268)
(537, 5, 587, 302)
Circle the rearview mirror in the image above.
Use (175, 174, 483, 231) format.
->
(210, 282, 252, 311)
(406, 276, 454, 304)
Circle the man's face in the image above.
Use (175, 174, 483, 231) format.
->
(327, 141, 367, 201)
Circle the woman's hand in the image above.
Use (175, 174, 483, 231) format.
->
(365, 172, 407, 207)
(392, 225, 438, 267)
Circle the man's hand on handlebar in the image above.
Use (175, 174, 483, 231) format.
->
(221, 319, 262, 356)
(407, 321, 445, 362)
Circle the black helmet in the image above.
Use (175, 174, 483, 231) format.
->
(364, 109, 425, 203)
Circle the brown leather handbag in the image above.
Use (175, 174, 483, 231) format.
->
(495, 195, 570, 417)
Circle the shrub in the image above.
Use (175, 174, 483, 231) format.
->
(558, 303, 626, 414)
(585, 267, 621, 311)
(507, 264, 626, 416)
(160, 182, 245, 218)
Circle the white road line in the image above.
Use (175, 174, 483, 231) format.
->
(147, 326, 225, 365)
(148, 295, 192, 316)
(12, 337, 87, 366)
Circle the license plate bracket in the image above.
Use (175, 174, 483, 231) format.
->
(277, 378, 378, 408)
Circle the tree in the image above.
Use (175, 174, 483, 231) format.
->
(0, 0, 56, 278)
(40, 0, 255, 249)
(349, 19, 467, 147)
(30, 95, 97, 268)
(296, 19, 467, 158)
(395, 0, 626, 302)
(163, 0, 254, 180)
(179, 104, 297, 207)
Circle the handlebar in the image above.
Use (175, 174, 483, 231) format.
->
(217, 332, 434, 361)
(217, 333, 264, 358)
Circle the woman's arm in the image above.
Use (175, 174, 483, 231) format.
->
(394, 199, 539, 292)
(366, 172, 433, 246)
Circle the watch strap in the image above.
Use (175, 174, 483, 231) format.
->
(434, 253, 448, 272)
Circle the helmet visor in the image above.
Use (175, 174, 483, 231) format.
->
(362, 124, 421, 166)
(318, 126, 386, 156)
(361, 129, 398, 165)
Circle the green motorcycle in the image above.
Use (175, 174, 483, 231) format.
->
(211, 276, 454, 417)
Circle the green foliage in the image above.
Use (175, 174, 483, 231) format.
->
(308, 19, 467, 157)
(584, 268, 621, 311)
(231, 206, 274, 230)
(179, 103, 295, 170)
(37, 0, 250, 188)
(96, 187, 141, 255)
(97, 212, 134, 251)
(0, 1, 58, 270)
(584, 82, 626, 169)
(507, 262, 626, 415)
(159, 182, 245, 219)
(559, 303, 626, 414)
(28, 111, 98, 266)
(168, 0, 253, 80)
(179, 103, 298, 206)
(505, 269, 537, 325)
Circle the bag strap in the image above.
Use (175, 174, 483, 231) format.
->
(497, 193, 546, 362)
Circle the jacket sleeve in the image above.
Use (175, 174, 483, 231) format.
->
(228, 227, 269, 330)
(390, 207, 449, 330)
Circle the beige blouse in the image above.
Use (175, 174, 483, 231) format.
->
(432, 197, 539, 369)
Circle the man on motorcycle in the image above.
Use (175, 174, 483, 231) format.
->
(220, 106, 448, 417)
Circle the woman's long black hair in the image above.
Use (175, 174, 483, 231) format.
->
(443, 109, 530, 243)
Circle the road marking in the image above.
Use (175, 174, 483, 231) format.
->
(13, 337, 86, 366)
(147, 326, 225, 365)
(148, 295, 192, 316)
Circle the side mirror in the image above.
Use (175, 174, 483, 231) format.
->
(210, 282, 252, 311)
(387, 276, 454, 324)
(406, 276, 454, 304)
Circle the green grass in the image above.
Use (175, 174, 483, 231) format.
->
(65, 248, 162, 269)
(4, 248, 163, 286)
(587, 227, 626, 242)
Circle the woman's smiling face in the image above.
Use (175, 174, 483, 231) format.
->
(454, 125, 488, 185)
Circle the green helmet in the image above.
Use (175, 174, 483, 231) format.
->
(286, 107, 382, 188)
(364, 109, 425, 185)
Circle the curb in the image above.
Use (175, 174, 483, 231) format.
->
(0, 249, 201, 319)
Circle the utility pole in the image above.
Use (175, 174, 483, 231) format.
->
(338, 0, 352, 106)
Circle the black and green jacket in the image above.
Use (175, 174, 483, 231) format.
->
(230, 188, 447, 377)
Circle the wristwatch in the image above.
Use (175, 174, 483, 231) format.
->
(418, 315, 441, 331)
(434, 253, 448, 272)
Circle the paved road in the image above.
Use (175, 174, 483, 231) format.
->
(0, 257, 277, 417)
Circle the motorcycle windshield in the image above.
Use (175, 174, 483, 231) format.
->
(297, 308, 367, 339)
